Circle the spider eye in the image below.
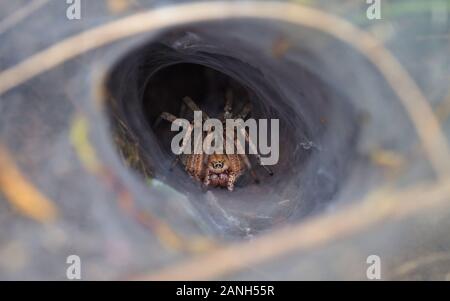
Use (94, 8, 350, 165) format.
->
(212, 162, 224, 169)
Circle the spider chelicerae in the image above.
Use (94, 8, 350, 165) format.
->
(154, 90, 273, 191)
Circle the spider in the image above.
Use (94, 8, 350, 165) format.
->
(154, 90, 273, 191)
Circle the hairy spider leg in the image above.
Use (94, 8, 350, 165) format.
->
(180, 96, 216, 181)
(240, 127, 274, 176)
(221, 93, 259, 182)
(183, 96, 209, 119)
(168, 101, 188, 170)
(202, 131, 216, 188)
(222, 88, 234, 121)
(228, 131, 260, 185)
(233, 102, 274, 176)
(235, 102, 252, 120)
(155, 112, 194, 171)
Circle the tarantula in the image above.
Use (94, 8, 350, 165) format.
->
(154, 91, 273, 191)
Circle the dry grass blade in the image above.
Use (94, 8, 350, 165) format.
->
(0, 146, 58, 222)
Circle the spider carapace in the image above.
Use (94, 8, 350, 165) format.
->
(155, 90, 273, 191)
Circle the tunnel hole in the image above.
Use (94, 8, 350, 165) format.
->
(105, 21, 360, 238)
